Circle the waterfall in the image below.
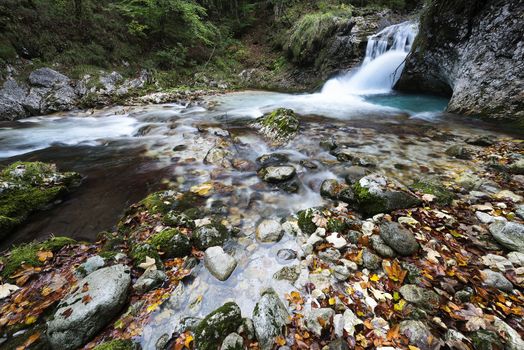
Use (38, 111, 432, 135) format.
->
(322, 21, 418, 95)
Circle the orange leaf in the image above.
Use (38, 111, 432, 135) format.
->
(82, 295, 92, 304)
(275, 335, 286, 346)
(37, 250, 53, 262)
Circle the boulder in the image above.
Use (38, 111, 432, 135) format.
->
(252, 288, 289, 350)
(320, 179, 354, 203)
(29, 68, 70, 88)
(379, 222, 419, 256)
(47, 265, 131, 350)
(194, 302, 243, 350)
(204, 246, 237, 281)
(258, 165, 296, 183)
(353, 174, 421, 216)
(489, 221, 524, 253)
(0, 95, 26, 120)
(76, 255, 105, 277)
(256, 219, 284, 243)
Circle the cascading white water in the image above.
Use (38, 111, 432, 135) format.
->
(322, 21, 418, 95)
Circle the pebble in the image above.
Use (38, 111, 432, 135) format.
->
(326, 232, 347, 249)
(332, 265, 351, 281)
(481, 269, 513, 292)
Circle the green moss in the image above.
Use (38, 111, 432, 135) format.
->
(194, 302, 243, 350)
(258, 108, 299, 140)
(192, 222, 229, 250)
(130, 243, 161, 268)
(297, 208, 318, 235)
(411, 178, 454, 205)
(148, 228, 191, 258)
(93, 339, 137, 350)
(327, 218, 348, 233)
(1, 236, 76, 279)
(352, 182, 387, 216)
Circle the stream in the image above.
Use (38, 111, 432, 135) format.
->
(0, 21, 520, 348)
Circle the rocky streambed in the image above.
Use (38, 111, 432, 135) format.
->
(0, 91, 523, 350)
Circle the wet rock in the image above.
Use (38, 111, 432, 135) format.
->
(481, 269, 513, 292)
(193, 223, 229, 250)
(256, 219, 284, 243)
(256, 153, 289, 167)
(353, 174, 421, 216)
(344, 166, 370, 185)
(320, 179, 354, 203)
(320, 138, 337, 151)
(334, 149, 355, 163)
(47, 265, 131, 350)
(253, 108, 299, 145)
(400, 320, 437, 350)
(456, 172, 482, 191)
(76, 255, 105, 277)
(489, 221, 524, 253)
(361, 248, 381, 270)
(194, 302, 243, 350)
(258, 165, 296, 183)
(204, 147, 232, 167)
(332, 265, 351, 281)
(304, 308, 335, 337)
(0, 95, 26, 120)
(133, 269, 166, 294)
(297, 208, 321, 235)
(370, 235, 396, 258)
(492, 316, 524, 350)
(252, 288, 289, 350)
(204, 246, 237, 281)
(29, 68, 69, 88)
(379, 222, 419, 256)
(399, 284, 440, 309)
(92, 339, 137, 350)
(445, 144, 472, 160)
(300, 159, 317, 169)
(220, 332, 244, 350)
(326, 232, 347, 249)
(276, 249, 297, 262)
(149, 229, 192, 258)
(494, 190, 523, 203)
(273, 265, 301, 283)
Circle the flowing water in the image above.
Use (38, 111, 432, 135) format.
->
(0, 21, 518, 347)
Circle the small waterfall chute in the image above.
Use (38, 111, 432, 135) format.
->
(322, 21, 418, 95)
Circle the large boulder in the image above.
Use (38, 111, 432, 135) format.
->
(252, 288, 289, 350)
(395, 0, 524, 123)
(29, 68, 70, 88)
(194, 302, 243, 350)
(47, 265, 131, 350)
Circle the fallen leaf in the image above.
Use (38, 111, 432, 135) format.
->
(457, 303, 491, 331)
(138, 256, 157, 272)
(37, 250, 53, 262)
(82, 295, 92, 304)
(61, 308, 73, 319)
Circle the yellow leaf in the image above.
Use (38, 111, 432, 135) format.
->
(370, 274, 380, 282)
(146, 302, 160, 313)
(25, 315, 37, 325)
(275, 335, 286, 346)
(190, 183, 213, 197)
(394, 299, 406, 312)
(408, 346, 421, 350)
(114, 319, 125, 329)
(329, 297, 336, 305)
(184, 334, 194, 348)
(37, 250, 53, 262)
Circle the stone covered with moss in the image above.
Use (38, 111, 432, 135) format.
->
(0, 161, 81, 237)
(194, 302, 243, 350)
(92, 339, 137, 350)
(411, 177, 454, 205)
(253, 108, 299, 145)
(148, 228, 191, 259)
(297, 208, 320, 235)
(129, 243, 161, 268)
(192, 222, 229, 250)
(0, 236, 76, 279)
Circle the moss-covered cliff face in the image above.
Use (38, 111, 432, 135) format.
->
(395, 0, 524, 123)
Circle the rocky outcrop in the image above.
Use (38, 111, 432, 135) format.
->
(0, 68, 150, 121)
(395, 0, 524, 122)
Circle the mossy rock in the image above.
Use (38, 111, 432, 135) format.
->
(1, 236, 76, 280)
(194, 302, 243, 350)
(327, 217, 349, 233)
(297, 208, 320, 235)
(192, 222, 229, 250)
(141, 191, 203, 216)
(411, 177, 454, 205)
(0, 162, 81, 238)
(93, 339, 137, 350)
(130, 243, 161, 268)
(469, 329, 503, 350)
(163, 211, 195, 229)
(148, 228, 191, 259)
(352, 180, 420, 216)
(255, 108, 299, 144)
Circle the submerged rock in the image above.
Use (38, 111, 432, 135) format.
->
(273, 264, 301, 283)
(256, 153, 289, 167)
(204, 246, 237, 281)
(320, 179, 354, 203)
(194, 302, 243, 350)
(47, 265, 131, 350)
(379, 222, 419, 256)
(258, 165, 296, 183)
(256, 219, 284, 243)
(252, 288, 289, 350)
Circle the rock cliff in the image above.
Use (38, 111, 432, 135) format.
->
(395, 0, 524, 123)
